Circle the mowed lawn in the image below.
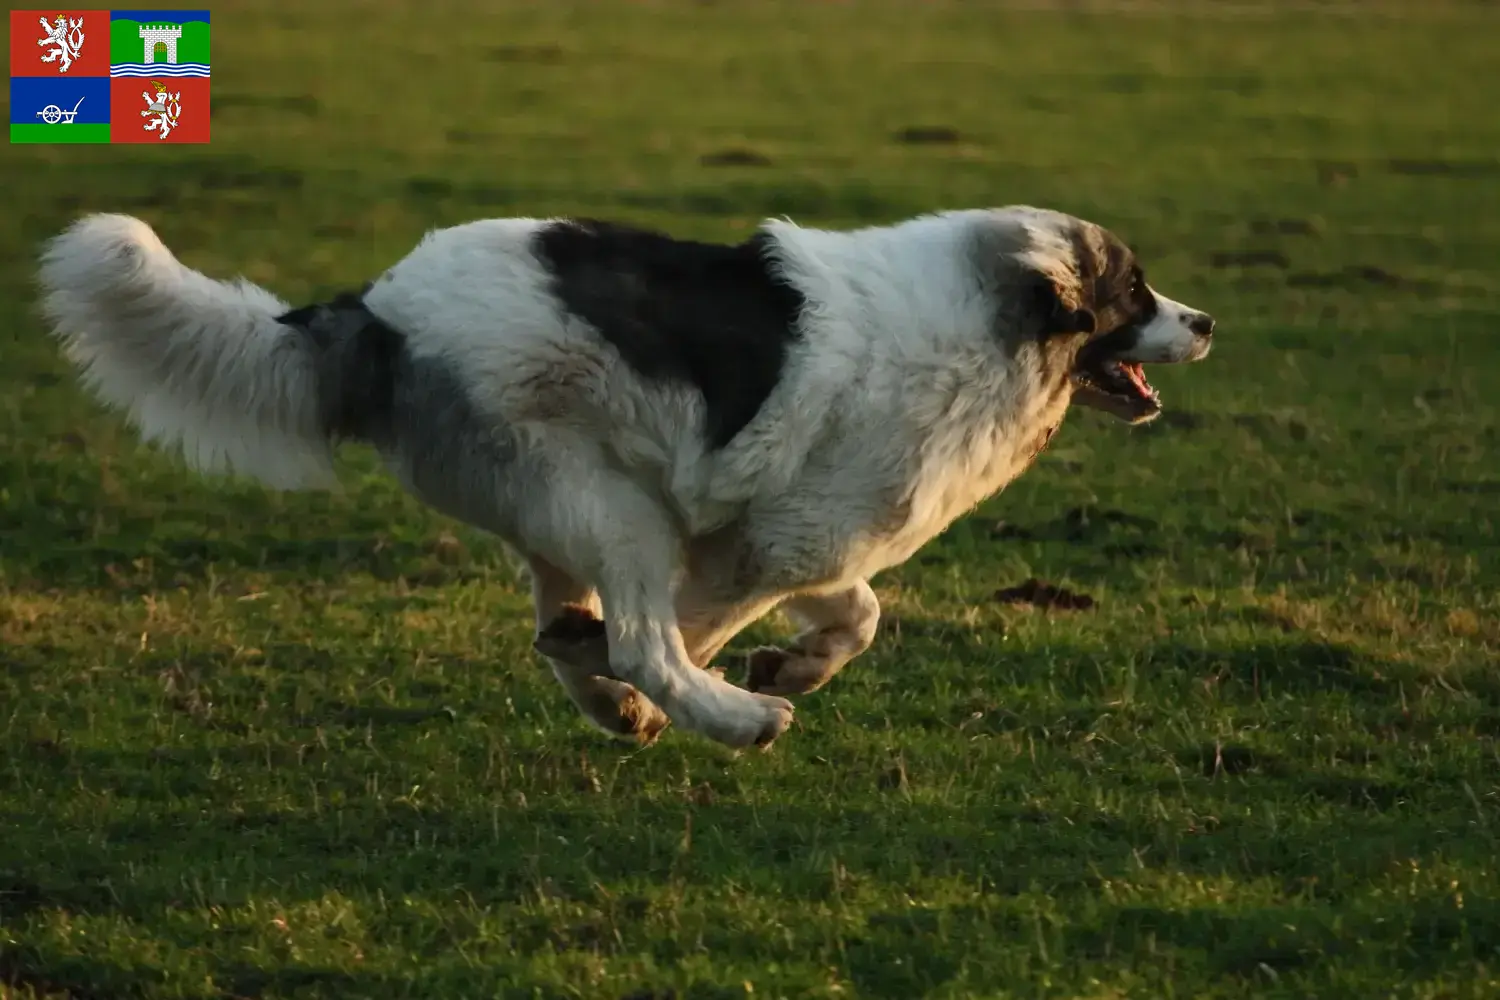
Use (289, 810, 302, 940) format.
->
(3, 2, 1499, 997)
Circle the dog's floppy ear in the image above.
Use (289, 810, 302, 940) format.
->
(1028, 270, 1096, 337)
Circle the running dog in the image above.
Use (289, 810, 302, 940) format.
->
(37, 206, 1215, 750)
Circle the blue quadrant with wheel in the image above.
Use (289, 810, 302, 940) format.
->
(12, 75, 112, 126)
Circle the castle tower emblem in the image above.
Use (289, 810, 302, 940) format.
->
(138, 23, 183, 65)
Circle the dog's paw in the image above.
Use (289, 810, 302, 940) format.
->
(683, 680, 795, 750)
(745, 646, 789, 693)
(744, 645, 834, 696)
(749, 692, 795, 749)
(618, 688, 672, 746)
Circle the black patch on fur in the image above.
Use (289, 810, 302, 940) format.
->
(533, 219, 806, 449)
(1069, 226, 1159, 363)
(1028, 224, 1157, 344)
(1029, 274, 1097, 337)
(275, 287, 404, 441)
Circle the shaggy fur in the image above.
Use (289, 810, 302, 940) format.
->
(37, 206, 1215, 750)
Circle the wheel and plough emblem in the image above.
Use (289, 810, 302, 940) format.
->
(36, 96, 86, 124)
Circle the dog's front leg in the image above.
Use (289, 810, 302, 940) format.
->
(744, 580, 880, 696)
(539, 589, 795, 749)
(528, 484, 794, 750)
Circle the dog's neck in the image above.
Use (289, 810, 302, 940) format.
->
(693, 214, 1077, 528)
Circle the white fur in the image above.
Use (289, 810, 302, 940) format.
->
(1130, 287, 1214, 364)
(37, 214, 335, 489)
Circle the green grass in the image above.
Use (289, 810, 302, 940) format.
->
(3, 2, 1499, 997)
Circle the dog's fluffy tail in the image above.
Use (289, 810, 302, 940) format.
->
(38, 213, 342, 490)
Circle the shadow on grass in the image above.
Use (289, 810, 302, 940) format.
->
(4, 765, 1495, 999)
(1166, 638, 1397, 698)
(0, 945, 369, 1000)
(6, 529, 497, 595)
(4, 737, 1482, 908)
(0, 452, 504, 592)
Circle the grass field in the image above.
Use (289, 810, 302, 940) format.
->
(3, 2, 1500, 997)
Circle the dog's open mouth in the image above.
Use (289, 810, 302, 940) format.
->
(1073, 357, 1161, 423)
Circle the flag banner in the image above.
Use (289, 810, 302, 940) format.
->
(11, 8, 210, 144)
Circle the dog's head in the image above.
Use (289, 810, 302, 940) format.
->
(982, 207, 1215, 424)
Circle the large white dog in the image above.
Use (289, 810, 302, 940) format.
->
(37, 206, 1215, 751)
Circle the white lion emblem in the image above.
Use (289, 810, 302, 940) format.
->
(141, 82, 183, 140)
(37, 14, 86, 74)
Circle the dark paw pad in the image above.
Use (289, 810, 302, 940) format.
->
(745, 646, 791, 693)
(535, 604, 608, 664)
(537, 604, 606, 643)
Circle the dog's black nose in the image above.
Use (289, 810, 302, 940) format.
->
(1188, 312, 1215, 337)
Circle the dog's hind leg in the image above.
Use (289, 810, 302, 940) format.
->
(743, 580, 880, 696)
(677, 592, 787, 670)
(527, 556, 670, 745)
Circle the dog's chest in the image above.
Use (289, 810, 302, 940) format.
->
(694, 371, 1072, 596)
(790, 403, 1066, 587)
(860, 422, 1041, 572)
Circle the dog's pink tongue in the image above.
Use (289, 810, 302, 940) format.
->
(1122, 363, 1153, 398)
